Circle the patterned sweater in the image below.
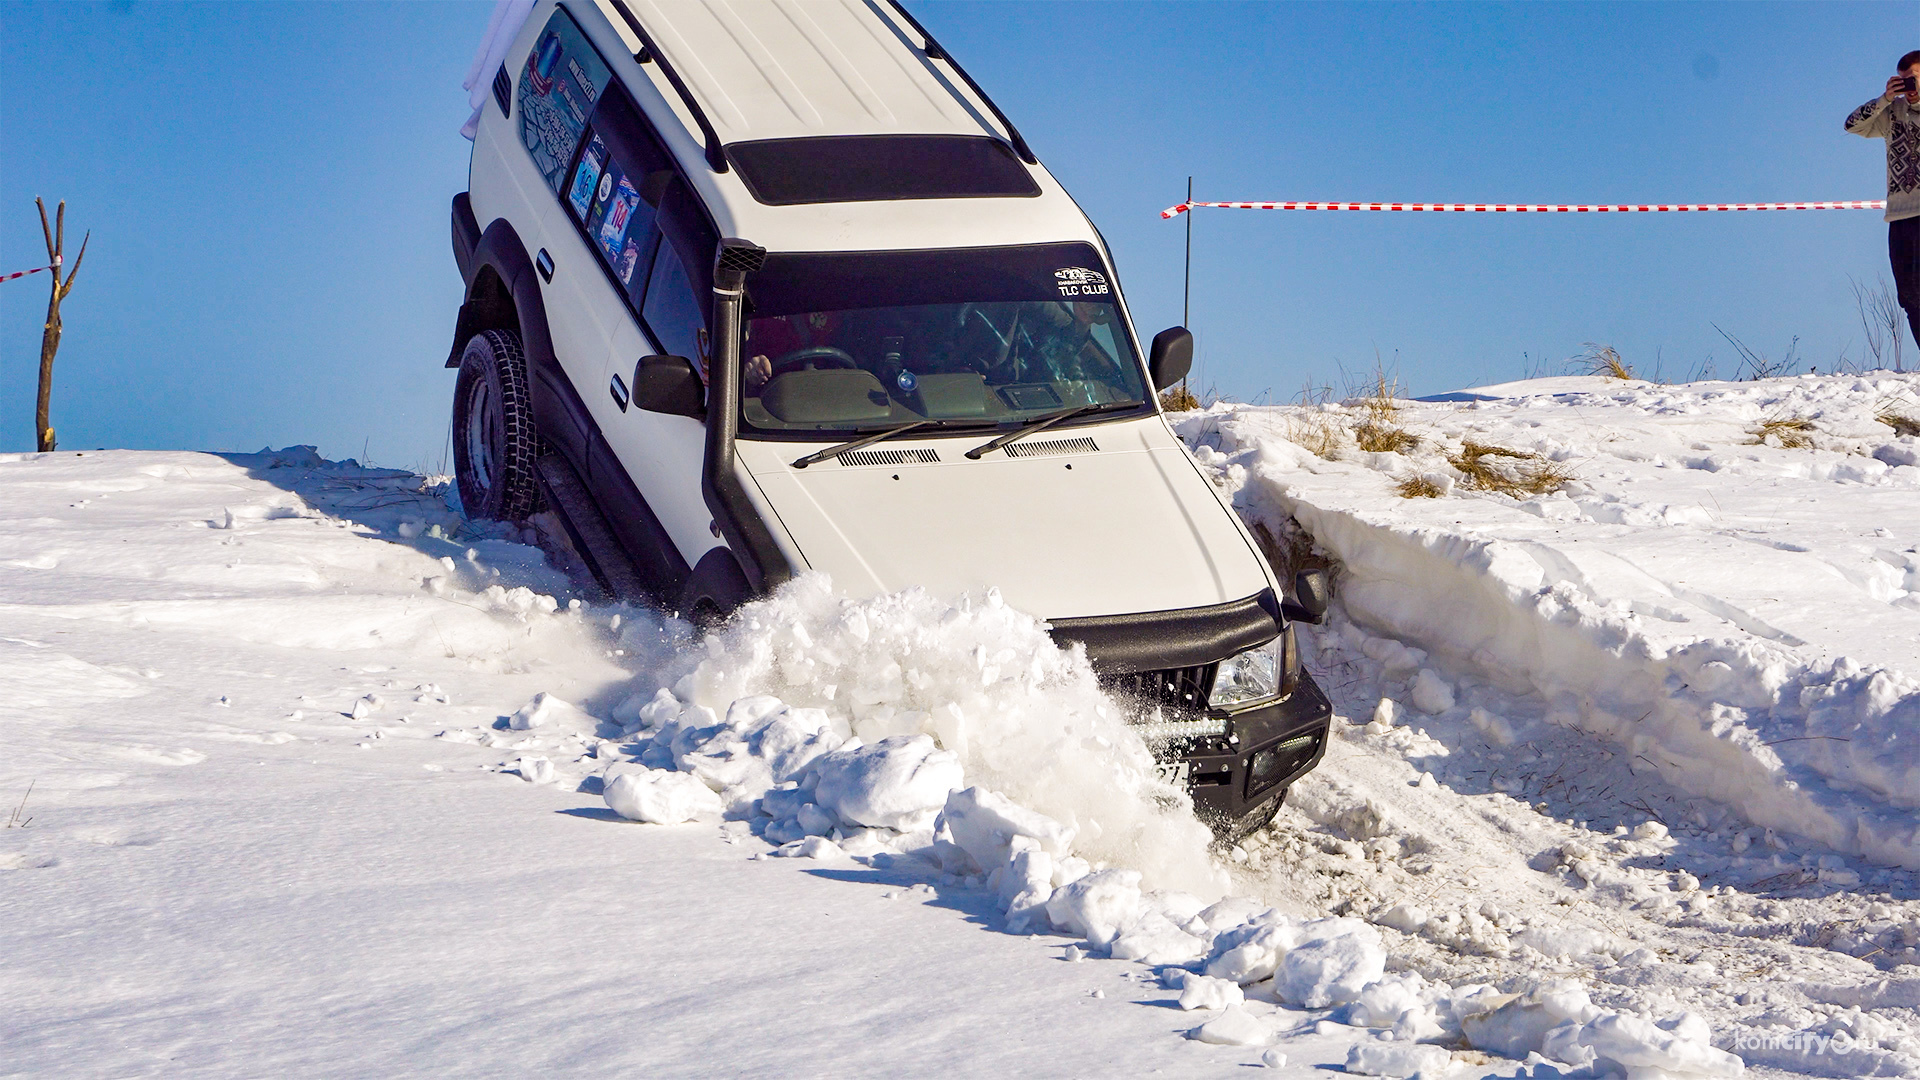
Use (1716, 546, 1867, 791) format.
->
(1846, 95, 1920, 222)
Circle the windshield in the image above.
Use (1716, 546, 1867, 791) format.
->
(737, 243, 1149, 435)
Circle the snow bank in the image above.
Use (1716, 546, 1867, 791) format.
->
(1179, 372, 1920, 868)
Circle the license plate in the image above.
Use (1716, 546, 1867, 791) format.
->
(1154, 760, 1191, 786)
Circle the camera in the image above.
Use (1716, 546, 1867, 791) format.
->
(1903, 75, 1918, 94)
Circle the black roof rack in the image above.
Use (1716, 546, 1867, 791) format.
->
(606, 1, 729, 174)
(884, 0, 1038, 165)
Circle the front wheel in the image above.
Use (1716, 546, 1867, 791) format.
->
(452, 329, 541, 522)
(1215, 787, 1286, 844)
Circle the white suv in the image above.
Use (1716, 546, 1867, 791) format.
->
(447, 0, 1330, 837)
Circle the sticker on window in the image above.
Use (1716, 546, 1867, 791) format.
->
(598, 176, 642, 261)
(617, 237, 642, 285)
(568, 136, 605, 220)
(516, 10, 610, 195)
(1054, 267, 1110, 297)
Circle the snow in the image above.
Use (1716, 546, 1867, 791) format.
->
(13, 371, 1920, 1077)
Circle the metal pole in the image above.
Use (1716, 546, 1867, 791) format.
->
(1183, 176, 1192, 328)
(1181, 177, 1191, 400)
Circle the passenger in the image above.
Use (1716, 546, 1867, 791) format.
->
(1035, 301, 1123, 381)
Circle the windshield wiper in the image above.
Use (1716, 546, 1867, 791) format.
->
(789, 418, 994, 469)
(962, 399, 1139, 460)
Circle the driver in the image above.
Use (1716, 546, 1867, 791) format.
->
(744, 310, 842, 393)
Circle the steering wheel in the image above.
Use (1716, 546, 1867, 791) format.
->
(955, 302, 1015, 378)
(768, 346, 857, 377)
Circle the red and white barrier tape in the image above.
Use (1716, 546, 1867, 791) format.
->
(0, 255, 60, 284)
(1160, 199, 1886, 219)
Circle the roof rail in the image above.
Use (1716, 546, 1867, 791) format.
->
(607, 2, 729, 174)
(884, 0, 1037, 165)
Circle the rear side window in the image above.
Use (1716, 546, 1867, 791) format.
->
(563, 84, 676, 313)
(517, 9, 609, 194)
(571, 132, 659, 297)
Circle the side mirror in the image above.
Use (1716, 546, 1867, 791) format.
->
(1280, 567, 1330, 625)
(1148, 326, 1193, 390)
(633, 355, 704, 418)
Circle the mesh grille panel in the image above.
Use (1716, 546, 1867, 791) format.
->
(838, 448, 940, 467)
(1005, 437, 1098, 457)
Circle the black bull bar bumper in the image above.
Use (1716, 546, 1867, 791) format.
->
(1048, 589, 1335, 837)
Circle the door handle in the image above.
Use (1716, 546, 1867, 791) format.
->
(535, 248, 554, 283)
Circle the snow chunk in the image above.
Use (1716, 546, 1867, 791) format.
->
(509, 692, 584, 731)
(1410, 669, 1455, 714)
(1044, 868, 1144, 948)
(604, 769, 724, 824)
(811, 734, 962, 831)
(1177, 974, 1245, 1011)
(1188, 1005, 1272, 1046)
(1273, 918, 1386, 1008)
(1463, 984, 1602, 1059)
(1542, 1011, 1745, 1078)
(1873, 437, 1919, 468)
(937, 786, 1076, 873)
(1345, 1041, 1452, 1077)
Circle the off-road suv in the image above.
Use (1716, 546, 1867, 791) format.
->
(445, 0, 1331, 837)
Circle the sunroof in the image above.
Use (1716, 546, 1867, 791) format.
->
(724, 135, 1041, 206)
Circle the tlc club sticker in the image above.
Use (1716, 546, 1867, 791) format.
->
(1054, 267, 1110, 297)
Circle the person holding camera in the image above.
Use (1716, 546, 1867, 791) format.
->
(1847, 51, 1920, 351)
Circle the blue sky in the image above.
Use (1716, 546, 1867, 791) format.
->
(1, 1, 1909, 466)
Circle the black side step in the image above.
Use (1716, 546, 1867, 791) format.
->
(535, 454, 650, 602)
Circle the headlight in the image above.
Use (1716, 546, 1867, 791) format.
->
(1210, 636, 1281, 709)
(1208, 629, 1300, 711)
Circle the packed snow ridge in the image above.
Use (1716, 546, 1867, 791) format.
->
(1178, 372, 1920, 872)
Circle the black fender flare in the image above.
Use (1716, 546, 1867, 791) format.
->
(453, 217, 595, 472)
(684, 546, 754, 621)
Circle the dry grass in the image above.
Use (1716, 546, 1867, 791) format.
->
(1344, 368, 1418, 454)
(1354, 370, 1404, 425)
(1355, 422, 1419, 454)
(1159, 384, 1201, 412)
(1576, 343, 1634, 380)
(1447, 440, 1576, 497)
(1748, 417, 1816, 449)
(1876, 409, 1920, 437)
(1395, 475, 1446, 498)
(1285, 412, 1345, 459)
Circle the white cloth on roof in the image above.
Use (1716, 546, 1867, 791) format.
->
(460, 0, 537, 140)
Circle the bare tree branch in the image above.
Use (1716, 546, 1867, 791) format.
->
(61, 232, 90, 298)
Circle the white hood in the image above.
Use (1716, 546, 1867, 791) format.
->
(737, 418, 1272, 620)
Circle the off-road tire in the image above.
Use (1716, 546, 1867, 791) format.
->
(1214, 786, 1286, 844)
(453, 329, 541, 522)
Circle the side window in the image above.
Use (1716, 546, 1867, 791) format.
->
(641, 241, 706, 373)
(516, 10, 609, 194)
(569, 132, 659, 298)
